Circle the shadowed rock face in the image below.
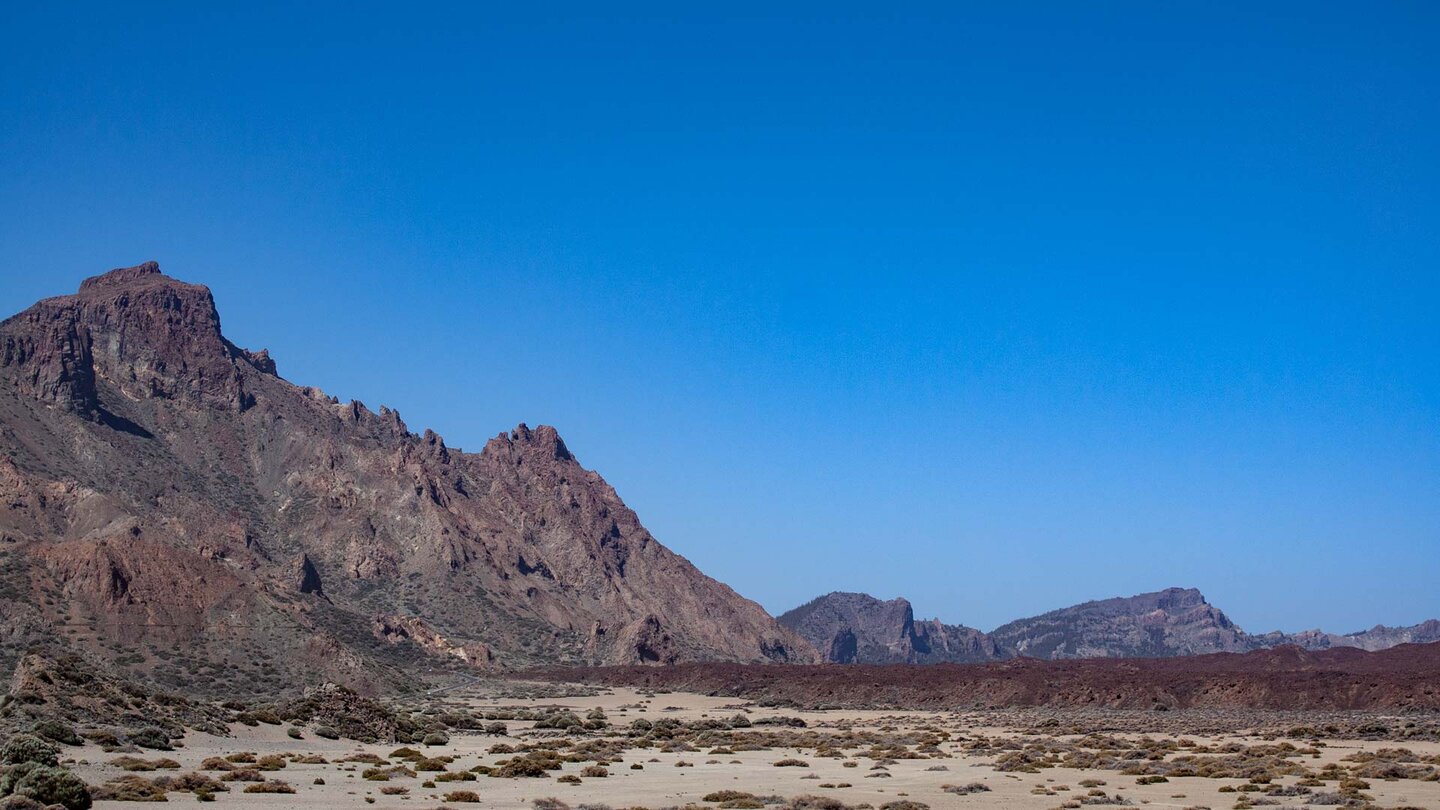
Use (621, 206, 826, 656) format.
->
(778, 592, 1004, 664)
(0, 263, 816, 693)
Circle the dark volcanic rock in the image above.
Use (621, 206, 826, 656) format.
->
(0, 263, 816, 694)
(778, 592, 1004, 664)
(535, 641, 1440, 712)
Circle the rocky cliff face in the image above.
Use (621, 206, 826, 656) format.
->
(0, 263, 815, 694)
(986, 587, 1252, 659)
(778, 592, 1004, 664)
(783, 587, 1436, 663)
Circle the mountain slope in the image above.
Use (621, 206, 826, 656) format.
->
(778, 592, 1003, 664)
(0, 262, 815, 694)
(987, 587, 1251, 658)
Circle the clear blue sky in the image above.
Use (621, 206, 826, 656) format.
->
(2, 2, 1436, 634)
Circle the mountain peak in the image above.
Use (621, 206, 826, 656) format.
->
(1153, 586, 1208, 609)
(78, 260, 167, 292)
(779, 590, 1001, 665)
(0, 260, 251, 415)
(491, 423, 573, 461)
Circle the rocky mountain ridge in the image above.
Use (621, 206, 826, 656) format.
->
(780, 588, 1438, 664)
(778, 592, 1003, 664)
(0, 263, 815, 695)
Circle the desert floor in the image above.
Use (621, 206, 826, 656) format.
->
(74, 684, 1440, 809)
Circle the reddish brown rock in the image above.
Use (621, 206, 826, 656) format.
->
(0, 263, 816, 692)
(533, 641, 1440, 712)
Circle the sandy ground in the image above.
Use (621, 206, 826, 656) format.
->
(71, 686, 1440, 809)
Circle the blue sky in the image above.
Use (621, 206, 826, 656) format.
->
(2, 2, 1436, 633)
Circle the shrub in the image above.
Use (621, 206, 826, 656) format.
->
(580, 765, 608, 778)
(491, 758, 549, 778)
(29, 721, 81, 747)
(87, 774, 169, 802)
(108, 755, 176, 771)
(158, 772, 228, 794)
(943, 782, 991, 795)
(422, 731, 450, 746)
(1309, 792, 1362, 805)
(286, 726, 303, 740)
(0, 736, 58, 767)
(704, 791, 758, 802)
(533, 800, 571, 810)
(9, 765, 93, 810)
(0, 762, 39, 798)
(314, 725, 340, 740)
(784, 797, 849, 810)
(242, 781, 296, 794)
(774, 758, 810, 767)
(127, 728, 172, 751)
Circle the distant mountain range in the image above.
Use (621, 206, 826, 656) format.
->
(1, 262, 1433, 700)
(779, 588, 1440, 664)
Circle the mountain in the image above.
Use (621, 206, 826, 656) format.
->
(1257, 619, 1440, 652)
(782, 587, 1437, 663)
(987, 587, 1251, 658)
(0, 262, 815, 695)
(777, 592, 1003, 664)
